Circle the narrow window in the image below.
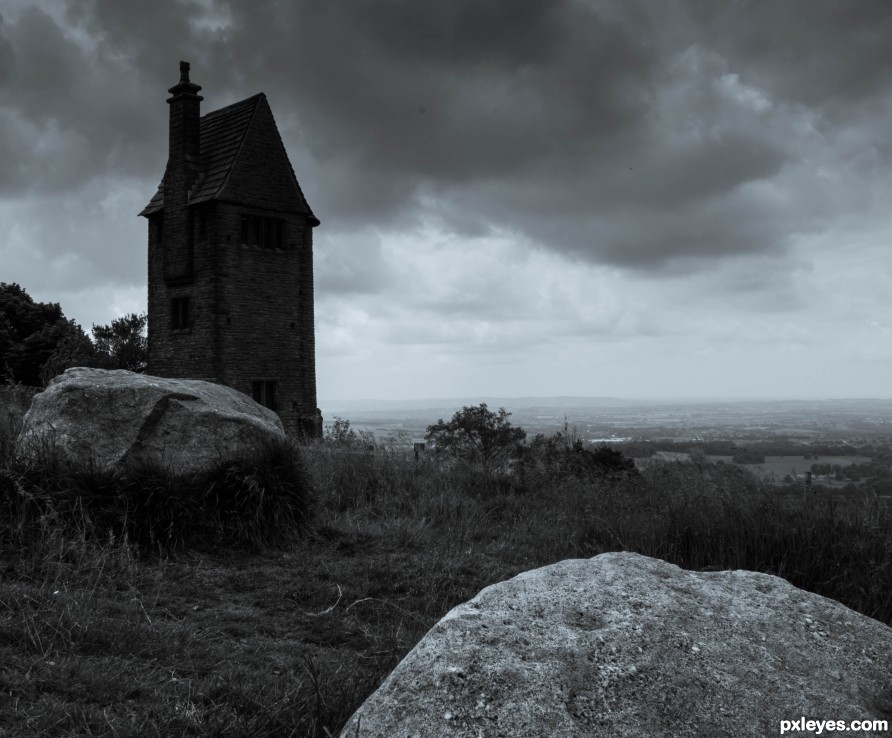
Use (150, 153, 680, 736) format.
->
(253, 217, 263, 247)
(251, 380, 277, 410)
(155, 217, 163, 244)
(171, 297, 190, 330)
(240, 216, 249, 245)
(265, 381, 276, 410)
(198, 209, 206, 238)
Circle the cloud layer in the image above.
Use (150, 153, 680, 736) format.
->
(2, 0, 892, 399)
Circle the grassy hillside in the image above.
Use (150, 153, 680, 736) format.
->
(0, 402, 889, 736)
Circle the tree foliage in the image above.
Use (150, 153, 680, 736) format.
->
(0, 284, 149, 386)
(0, 282, 82, 386)
(92, 312, 148, 373)
(425, 404, 526, 469)
(521, 426, 639, 481)
(39, 320, 99, 386)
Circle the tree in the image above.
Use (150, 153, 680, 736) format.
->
(39, 319, 99, 385)
(425, 404, 526, 470)
(92, 312, 148, 372)
(0, 282, 70, 385)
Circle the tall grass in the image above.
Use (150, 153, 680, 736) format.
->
(0, 403, 890, 734)
(0, 400, 327, 735)
(304, 443, 892, 624)
(566, 461, 892, 622)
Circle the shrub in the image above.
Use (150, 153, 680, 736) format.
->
(426, 404, 526, 471)
(324, 416, 376, 450)
(2, 438, 314, 554)
(518, 425, 638, 483)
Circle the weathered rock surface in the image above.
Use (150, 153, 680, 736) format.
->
(341, 552, 892, 737)
(16, 367, 285, 475)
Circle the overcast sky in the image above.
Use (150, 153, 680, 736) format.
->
(2, 0, 892, 402)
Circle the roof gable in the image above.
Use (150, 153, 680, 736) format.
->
(140, 93, 318, 224)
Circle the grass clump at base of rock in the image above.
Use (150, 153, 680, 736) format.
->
(0, 412, 890, 736)
(2, 436, 314, 555)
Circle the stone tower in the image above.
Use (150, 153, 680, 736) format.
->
(140, 62, 322, 437)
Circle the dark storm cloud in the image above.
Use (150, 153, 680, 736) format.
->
(4, 0, 891, 275)
(690, 1, 892, 110)
(0, 4, 185, 195)
(203, 0, 889, 272)
(206, 0, 658, 230)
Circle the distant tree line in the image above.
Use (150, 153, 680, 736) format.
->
(0, 282, 148, 387)
(816, 461, 892, 482)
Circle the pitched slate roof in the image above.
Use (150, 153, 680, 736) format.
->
(140, 93, 319, 225)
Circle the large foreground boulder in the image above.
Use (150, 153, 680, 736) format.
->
(16, 367, 285, 475)
(341, 552, 892, 737)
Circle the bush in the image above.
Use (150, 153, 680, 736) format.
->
(519, 426, 638, 482)
(1, 438, 314, 554)
(324, 416, 375, 450)
(426, 404, 526, 471)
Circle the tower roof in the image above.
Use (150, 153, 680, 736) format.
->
(140, 92, 319, 225)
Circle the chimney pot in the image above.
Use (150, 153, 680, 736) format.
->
(166, 60, 203, 197)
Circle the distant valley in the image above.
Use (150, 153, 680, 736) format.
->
(320, 396, 892, 447)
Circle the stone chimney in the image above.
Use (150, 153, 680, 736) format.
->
(162, 61, 202, 280)
(166, 61, 203, 195)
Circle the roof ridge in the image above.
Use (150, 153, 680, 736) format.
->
(201, 91, 265, 121)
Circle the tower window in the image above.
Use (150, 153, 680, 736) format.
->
(240, 214, 284, 248)
(155, 217, 163, 244)
(171, 296, 190, 330)
(253, 217, 263, 247)
(252, 380, 277, 410)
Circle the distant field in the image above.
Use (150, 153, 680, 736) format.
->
(638, 453, 874, 482)
(716, 455, 872, 478)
